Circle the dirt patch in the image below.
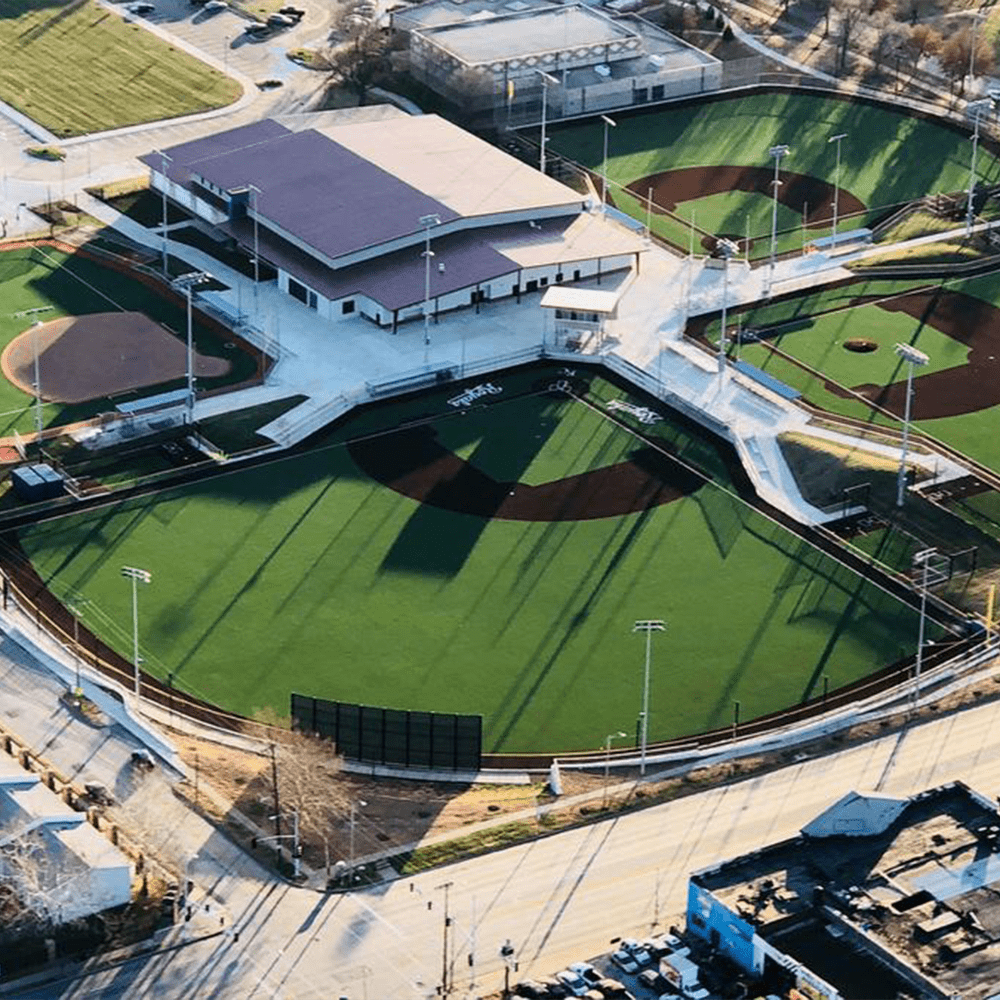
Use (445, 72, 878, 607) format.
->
(844, 338, 878, 353)
(627, 164, 866, 230)
(348, 421, 704, 522)
(1, 312, 231, 404)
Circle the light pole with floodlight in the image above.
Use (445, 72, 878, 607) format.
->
(420, 213, 441, 365)
(65, 594, 89, 695)
(171, 272, 212, 424)
(966, 99, 994, 236)
(894, 342, 929, 507)
(767, 144, 790, 296)
(601, 114, 616, 217)
(157, 150, 171, 277)
(603, 730, 627, 806)
(911, 547, 938, 715)
(828, 132, 847, 247)
(536, 69, 558, 176)
(32, 320, 43, 440)
(633, 620, 664, 777)
(246, 183, 262, 323)
(715, 238, 739, 381)
(120, 566, 151, 700)
(349, 798, 368, 873)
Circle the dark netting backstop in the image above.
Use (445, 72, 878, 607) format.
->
(291, 694, 482, 771)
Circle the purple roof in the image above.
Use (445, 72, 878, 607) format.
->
(146, 122, 458, 263)
(225, 217, 517, 313)
(139, 119, 291, 184)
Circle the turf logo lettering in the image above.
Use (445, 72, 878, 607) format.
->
(447, 383, 503, 408)
(607, 400, 661, 425)
(549, 379, 573, 393)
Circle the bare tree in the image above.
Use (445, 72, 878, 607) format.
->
(267, 730, 346, 845)
(325, 10, 391, 105)
(833, 0, 868, 73)
(0, 829, 75, 931)
(903, 23, 942, 70)
(940, 28, 995, 97)
(870, 16, 908, 74)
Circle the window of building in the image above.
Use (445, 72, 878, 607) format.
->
(342, 299, 355, 315)
(288, 277, 309, 305)
(308, 291, 318, 310)
(651, 84, 664, 101)
(573, 269, 581, 281)
(539, 276, 548, 287)
(526, 279, 538, 293)
(634, 88, 649, 104)
(556, 272, 564, 283)
(512, 283, 520, 296)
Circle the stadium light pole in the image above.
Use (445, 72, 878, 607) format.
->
(828, 132, 847, 248)
(120, 567, 151, 701)
(716, 238, 739, 382)
(536, 69, 558, 176)
(894, 342, 929, 507)
(603, 731, 627, 807)
(767, 144, 790, 297)
(911, 547, 938, 715)
(966, 99, 994, 236)
(171, 272, 212, 424)
(157, 150, 171, 277)
(31, 321, 43, 441)
(246, 183, 262, 324)
(600, 114, 617, 217)
(420, 213, 441, 366)
(633, 620, 665, 777)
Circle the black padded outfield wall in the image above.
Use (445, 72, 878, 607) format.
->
(291, 694, 482, 771)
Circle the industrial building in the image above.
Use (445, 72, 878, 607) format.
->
(687, 781, 1000, 1000)
(393, 0, 721, 120)
(142, 111, 644, 333)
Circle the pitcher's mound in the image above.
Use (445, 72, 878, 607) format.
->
(1, 312, 231, 404)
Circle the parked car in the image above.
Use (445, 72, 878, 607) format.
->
(130, 748, 156, 770)
(127, 2, 155, 13)
(279, 5, 305, 16)
(556, 969, 590, 997)
(567, 962, 602, 988)
(637, 969, 666, 992)
(596, 978, 635, 1000)
(609, 949, 639, 975)
(266, 11, 296, 26)
(513, 983, 549, 1000)
(536, 976, 569, 997)
(620, 938, 653, 967)
(203, 0, 228, 10)
(644, 933, 683, 959)
(190, 0, 208, 5)
(244, 20, 270, 33)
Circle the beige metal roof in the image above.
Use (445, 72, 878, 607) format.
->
(493, 211, 645, 268)
(540, 285, 622, 314)
(318, 114, 582, 219)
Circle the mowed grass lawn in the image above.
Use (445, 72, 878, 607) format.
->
(0, 245, 255, 435)
(726, 273, 1000, 475)
(18, 369, 925, 753)
(0, 0, 240, 136)
(547, 92, 1000, 253)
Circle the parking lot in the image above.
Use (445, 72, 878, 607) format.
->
(112, 0, 330, 85)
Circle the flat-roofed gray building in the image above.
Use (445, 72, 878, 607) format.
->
(142, 112, 645, 332)
(395, 1, 721, 120)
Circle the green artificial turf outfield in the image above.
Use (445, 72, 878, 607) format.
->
(0, 245, 256, 437)
(18, 367, 926, 753)
(547, 92, 1000, 253)
(0, 0, 241, 137)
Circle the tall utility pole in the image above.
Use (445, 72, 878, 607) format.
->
(767, 144, 790, 297)
(171, 272, 212, 424)
(436, 881, 454, 995)
(600, 114, 616, 217)
(894, 342, 929, 507)
(420, 213, 441, 366)
(828, 132, 847, 248)
(633, 620, 665, 776)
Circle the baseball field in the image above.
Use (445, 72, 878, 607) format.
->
(699, 270, 1000, 477)
(546, 92, 1000, 258)
(0, 245, 257, 438)
(16, 365, 929, 753)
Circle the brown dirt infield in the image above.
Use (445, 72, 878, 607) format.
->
(1, 312, 231, 404)
(627, 165, 866, 231)
(348, 422, 705, 521)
